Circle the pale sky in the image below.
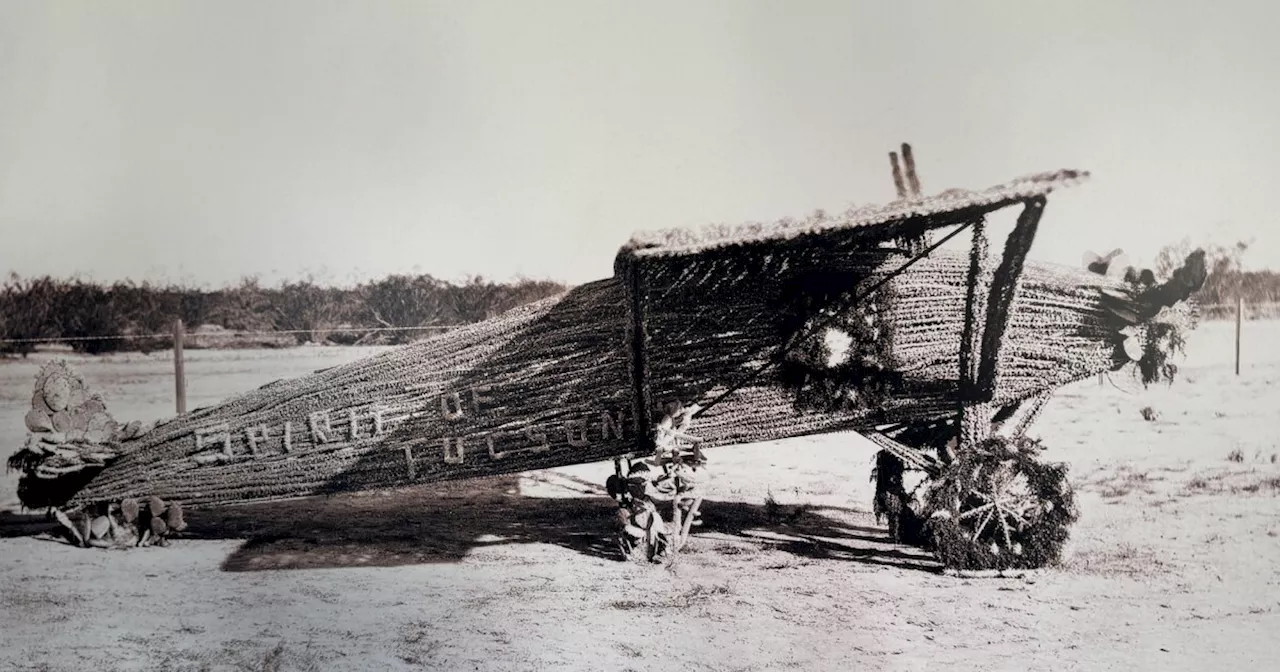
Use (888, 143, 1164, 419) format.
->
(1, 1, 1276, 288)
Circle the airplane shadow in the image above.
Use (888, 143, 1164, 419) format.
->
(172, 474, 939, 573)
(0, 510, 59, 537)
(1, 474, 940, 574)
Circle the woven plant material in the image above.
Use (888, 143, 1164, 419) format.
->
(11, 249, 1191, 512)
(10, 279, 639, 510)
(921, 436, 1078, 570)
(774, 263, 905, 413)
(620, 169, 1089, 259)
(9, 165, 1203, 514)
(617, 234, 1180, 451)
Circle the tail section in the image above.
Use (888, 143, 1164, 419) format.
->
(7, 361, 148, 510)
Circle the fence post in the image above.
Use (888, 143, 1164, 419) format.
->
(174, 319, 187, 414)
(1235, 296, 1242, 376)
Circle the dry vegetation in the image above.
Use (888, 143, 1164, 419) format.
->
(0, 273, 564, 355)
(0, 321, 1277, 671)
(2, 237, 1274, 360)
(1155, 238, 1278, 317)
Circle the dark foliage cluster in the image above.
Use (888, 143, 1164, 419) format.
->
(922, 435, 1079, 571)
(1135, 319, 1189, 387)
(772, 261, 904, 413)
(0, 272, 566, 356)
(1155, 238, 1277, 316)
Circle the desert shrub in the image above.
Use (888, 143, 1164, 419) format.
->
(759, 490, 813, 526)
(362, 274, 452, 343)
(1227, 448, 1244, 463)
(0, 274, 60, 356)
(173, 288, 214, 329)
(1139, 406, 1159, 422)
(445, 275, 503, 323)
(208, 277, 276, 331)
(272, 279, 349, 344)
(438, 276, 564, 324)
(51, 280, 126, 354)
(107, 280, 179, 352)
(108, 280, 170, 333)
(482, 277, 565, 316)
(0, 270, 567, 354)
(1154, 237, 1280, 317)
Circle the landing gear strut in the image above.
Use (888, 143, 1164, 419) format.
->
(609, 405, 709, 563)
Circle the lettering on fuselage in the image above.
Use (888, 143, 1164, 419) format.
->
(187, 384, 633, 479)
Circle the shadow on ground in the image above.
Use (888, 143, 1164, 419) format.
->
(1, 473, 939, 574)
(196, 473, 938, 573)
(0, 510, 58, 537)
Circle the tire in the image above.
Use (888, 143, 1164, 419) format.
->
(922, 436, 1078, 570)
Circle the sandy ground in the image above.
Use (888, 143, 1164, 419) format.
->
(1, 321, 1278, 671)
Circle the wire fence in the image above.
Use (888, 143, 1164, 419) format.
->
(5, 299, 1268, 414)
(2, 301, 1276, 347)
(1198, 301, 1280, 321)
(0, 324, 464, 346)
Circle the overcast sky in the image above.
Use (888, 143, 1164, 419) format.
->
(1, 1, 1276, 288)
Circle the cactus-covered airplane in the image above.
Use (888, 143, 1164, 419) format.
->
(8, 145, 1205, 569)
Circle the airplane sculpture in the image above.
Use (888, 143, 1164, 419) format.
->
(7, 144, 1206, 569)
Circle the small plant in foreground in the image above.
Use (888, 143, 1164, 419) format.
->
(763, 490, 781, 523)
(762, 490, 812, 526)
(1227, 448, 1244, 463)
(1100, 485, 1131, 499)
(1186, 476, 1210, 490)
(1139, 406, 1159, 422)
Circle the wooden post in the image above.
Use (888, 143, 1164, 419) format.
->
(173, 319, 187, 414)
(1235, 296, 1242, 375)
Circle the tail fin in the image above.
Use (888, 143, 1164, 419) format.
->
(8, 361, 145, 510)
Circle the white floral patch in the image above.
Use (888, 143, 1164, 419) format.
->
(822, 328, 854, 368)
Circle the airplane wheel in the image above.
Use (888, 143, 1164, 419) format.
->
(616, 502, 665, 563)
(873, 450, 928, 545)
(923, 436, 1078, 570)
(621, 533, 661, 564)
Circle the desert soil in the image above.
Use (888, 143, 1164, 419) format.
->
(1, 321, 1278, 671)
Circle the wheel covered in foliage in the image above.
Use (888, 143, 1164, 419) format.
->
(612, 464, 671, 563)
(872, 449, 931, 547)
(922, 435, 1078, 571)
(616, 502, 665, 564)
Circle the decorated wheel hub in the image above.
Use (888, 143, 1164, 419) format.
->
(923, 436, 1078, 571)
(956, 459, 1039, 555)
